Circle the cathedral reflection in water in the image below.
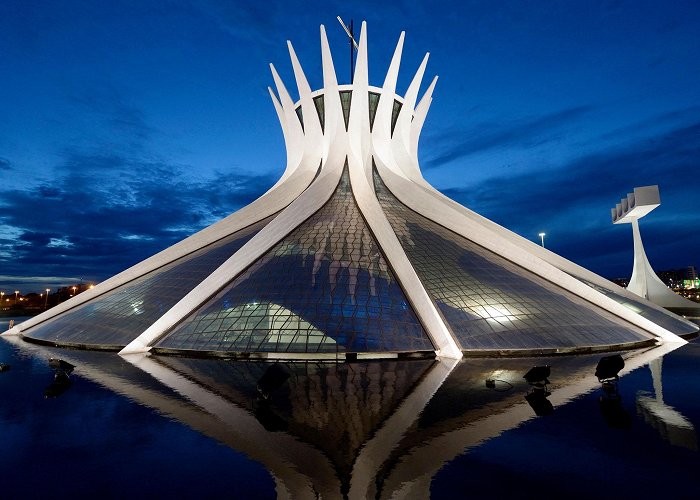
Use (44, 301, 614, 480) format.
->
(5, 334, 695, 498)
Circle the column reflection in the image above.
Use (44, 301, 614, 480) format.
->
(3, 335, 684, 499)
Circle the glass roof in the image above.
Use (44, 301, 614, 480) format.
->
(373, 167, 652, 351)
(572, 277, 698, 336)
(22, 217, 273, 348)
(156, 164, 432, 354)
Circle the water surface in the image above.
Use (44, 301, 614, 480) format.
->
(2, 316, 699, 497)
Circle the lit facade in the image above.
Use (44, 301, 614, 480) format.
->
(4, 23, 697, 359)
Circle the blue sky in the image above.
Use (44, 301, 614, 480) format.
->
(1, 1, 698, 293)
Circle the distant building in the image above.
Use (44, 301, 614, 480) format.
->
(656, 269, 687, 288)
(611, 278, 630, 288)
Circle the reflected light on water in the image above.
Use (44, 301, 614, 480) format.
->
(1, 317, 700, 497)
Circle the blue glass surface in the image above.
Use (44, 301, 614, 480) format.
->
(574, 276, 698, 336)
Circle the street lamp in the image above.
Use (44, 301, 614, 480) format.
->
(45, 289, 50, 309)
(71, 286, 77, 297)
(14, 290, 19, 306)
(538, 232, 546, 248)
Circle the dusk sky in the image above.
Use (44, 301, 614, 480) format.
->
(1, 1, 699, 294)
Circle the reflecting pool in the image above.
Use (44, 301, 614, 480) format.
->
(2, 316, 699, 497)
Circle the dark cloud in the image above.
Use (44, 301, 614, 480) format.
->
(424, 105, 594, 170)
(200, 171, 276, 219)
(67, 81, 153, 147)
(18, 231, 54, 246)
(0, 158, 12, 170)
(0, 151, 275, 289)
(594, 105, 700, 144)
(442, 120, 700, 276)
(195, 0, 308, 47)
(37, 185, 63, 198)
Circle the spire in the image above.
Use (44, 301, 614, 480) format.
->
(374, 32, 404, 142)
(397, 52, 429, 148)
(320, 24, 342, 152)
(391, 53, 430, 180)
(269, 63, 304, 179)
(348, 21, 370, 160)
(288, 40, 324, 160)
(287, 41, 312, 96)
(410, 75, 437, 162)
(269, 63, 295, 111)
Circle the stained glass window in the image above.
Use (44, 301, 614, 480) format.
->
(373, 167, 652, 351)
(23, 217, 273, 348)
(156, 164, 432, 354)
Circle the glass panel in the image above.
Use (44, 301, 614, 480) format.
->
(573, 277, 698, 336)
(295, 106, 304, 131)
(313, 95, 325, 132)
(157, 164, 432, 354)
(368, 92, 380, 131)
(391, 99, 402, 136)
(339, 91, 352, 130)
(373, 167, 651, 350)
(23, 217, 274, 348)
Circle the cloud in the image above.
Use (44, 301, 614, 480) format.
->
(441, 120, 700, 276)
(0, 158, 12, 170)
(423, 105, 594, 170)
(194, 0, 300, 47)
(65, 81, 154, 151)
(594, 105, 700, 144)
(194, 0, 424, 52)
(0, 150, 275, 292)
(36, 185, 62, 198)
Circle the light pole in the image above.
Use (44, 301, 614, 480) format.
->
(71, 286, 77, 297)
(14, 290, 19, 306)
(538, 232, 546, 248)
(0, 292, 4, 306)
(45, 289, 50, 309)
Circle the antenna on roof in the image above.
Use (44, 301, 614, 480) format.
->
(337, 16, 358, 83)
